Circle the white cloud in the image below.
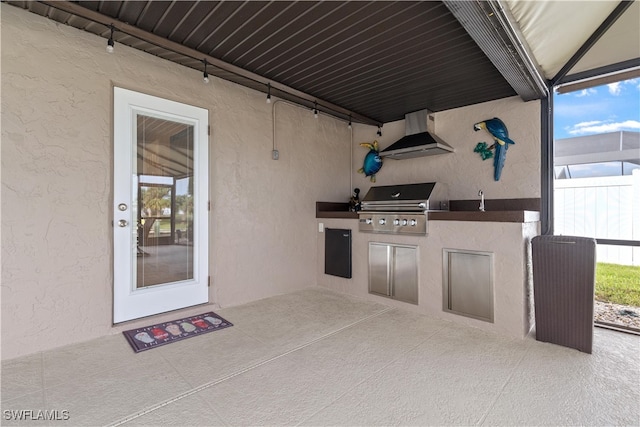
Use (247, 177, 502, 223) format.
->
(573, 120, 603, 128)
(574, 88, 597, 97)
(568, 120, 640, 135)
(608, 82, 621, 95)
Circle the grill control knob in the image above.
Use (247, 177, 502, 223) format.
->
(393, 219, 400, 226)
(379, 218, 386, 225)
(410, 219, 417, 226)
(365, 218, 373, 225)
(402, 219, 408, 226)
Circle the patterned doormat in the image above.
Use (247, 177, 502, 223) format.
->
(122, 312, 233, 353)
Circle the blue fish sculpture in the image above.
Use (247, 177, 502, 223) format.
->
(473, 118, 515, 181)
(358, 141, 383, 182)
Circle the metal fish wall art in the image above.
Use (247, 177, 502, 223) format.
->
(358, 140, 383, 182)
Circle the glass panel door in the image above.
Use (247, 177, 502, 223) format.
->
(113, 87, 209, 323)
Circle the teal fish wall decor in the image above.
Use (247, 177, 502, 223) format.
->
(358, 141, 383, 182)
(473, 118, 515, 181)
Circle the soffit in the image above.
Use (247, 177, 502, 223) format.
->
(5, 0, 517, 124)
(6, 1, 638, 124)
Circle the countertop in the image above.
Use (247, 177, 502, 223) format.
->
(428, 210, 540, 223)
(316, 199, 541, 223)
(315, 202, 358, 219)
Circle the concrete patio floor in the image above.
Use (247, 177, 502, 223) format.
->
(2, 287, 639, 426)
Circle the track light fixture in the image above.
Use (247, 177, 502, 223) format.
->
(44, 1, 383, 128)
(202, 59, 210, 84)
(377, 125, 382, 137)
(266, 82, 271, 104)
(348, 114, 352, 129)
(106, 25, 115, 53)
(313, 101, 319, 118)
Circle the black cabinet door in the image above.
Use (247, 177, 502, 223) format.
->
(325, 229, 352, 279)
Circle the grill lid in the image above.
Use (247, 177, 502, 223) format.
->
(360, 182, 447, 212)
(362, 182, 436, 203)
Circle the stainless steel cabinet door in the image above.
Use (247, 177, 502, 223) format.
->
(369, 243, 418, 304)
(444, 249, 494, 322)
(369, 243, 391, 296)
(392, 245, 418, 304)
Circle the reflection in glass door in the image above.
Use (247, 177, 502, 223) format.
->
(113, 87, 208, 323)
(136, 121, 194, 288)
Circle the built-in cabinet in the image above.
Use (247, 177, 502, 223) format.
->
(324, 228, 352, 278)
(442, 249, 494, 322)
(369, 243, 418, 304)
(317, 205, 539, 339)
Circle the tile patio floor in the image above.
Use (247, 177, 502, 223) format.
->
(2, 287, 639, 426)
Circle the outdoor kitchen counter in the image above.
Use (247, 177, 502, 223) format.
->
(316, 199, 540, 223)
(430, 198, 541, 222)
(316, 202, 358, 219)
(428, 210, 540, 223)
(316, 213, 540, 340)
(315, 209, 540, 223)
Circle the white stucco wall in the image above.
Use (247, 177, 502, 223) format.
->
(351, 96, 541, 200)
(1, 5, 352, 360)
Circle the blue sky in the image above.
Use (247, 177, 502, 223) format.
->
(553, 78, 640, 140)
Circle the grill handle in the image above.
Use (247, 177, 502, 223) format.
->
(360, 202, 427, 211)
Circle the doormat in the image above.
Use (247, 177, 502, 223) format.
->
(122, 312, 233, 353)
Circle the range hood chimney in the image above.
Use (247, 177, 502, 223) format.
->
(380, 109, 454, 160)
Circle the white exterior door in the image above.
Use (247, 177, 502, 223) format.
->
(113, 87, 209, 323)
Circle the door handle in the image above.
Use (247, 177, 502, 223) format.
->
(118, 219, 129, 227)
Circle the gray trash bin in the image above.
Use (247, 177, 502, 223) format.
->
(532, 235, 596, 353)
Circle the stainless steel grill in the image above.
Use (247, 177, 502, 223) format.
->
(358, 182, 448, 235)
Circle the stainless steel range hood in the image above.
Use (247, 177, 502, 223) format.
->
(380, 110, 454, 160)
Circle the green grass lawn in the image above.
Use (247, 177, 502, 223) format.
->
(595, 262, 640, 307)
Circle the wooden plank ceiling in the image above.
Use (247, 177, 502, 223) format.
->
(8, 1, 518, 124)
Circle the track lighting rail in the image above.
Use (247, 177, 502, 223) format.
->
(39, 0, 381, 127)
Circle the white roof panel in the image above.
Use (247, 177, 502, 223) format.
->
(570, 0, 640, 75)
(504, 0, 640, 79)
(505, 0, 623, 80)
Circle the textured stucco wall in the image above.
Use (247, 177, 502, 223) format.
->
(1, 5, 351, 360)
(351, 96, 541, 200)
